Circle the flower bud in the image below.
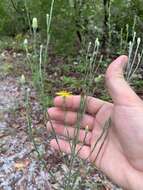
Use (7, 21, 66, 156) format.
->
(27, 88, 31, 93)
(23, 39, 28, 49)
(20, 74, 26, 84)
(137, 37, 141, 45)
(95, 38, 100, 47)
(85, 125, 89, 132)
(32, 17, 38, 30)
(94, 75, 102, 83)
(46, 14, 49, 26)
(129, 41, 132, 49)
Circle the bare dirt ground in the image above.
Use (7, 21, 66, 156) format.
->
(0, 50, 54, 190)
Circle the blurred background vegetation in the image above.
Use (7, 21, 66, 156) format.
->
(0, 0, 143, 56)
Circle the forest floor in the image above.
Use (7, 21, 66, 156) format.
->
(0, 46, 142, 190)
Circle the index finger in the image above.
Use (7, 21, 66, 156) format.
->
(53, 95, 109, 115)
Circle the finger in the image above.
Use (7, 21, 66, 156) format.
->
(47, 121, 92, 145)
(47, 107, 95, 130)
(53, 95, 106, 115)
(50, 139, 90, 160)
(106, 55, 142, 105)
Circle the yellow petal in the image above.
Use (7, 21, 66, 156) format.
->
(56, 91, 72, 97)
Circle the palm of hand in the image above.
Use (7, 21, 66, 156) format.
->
(48, 96, 143, 189)
(90, 101, 143, 188)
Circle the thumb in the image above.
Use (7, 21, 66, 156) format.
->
(105, 55, 142, 105)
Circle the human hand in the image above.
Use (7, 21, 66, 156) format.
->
(47, 56, 143, 189)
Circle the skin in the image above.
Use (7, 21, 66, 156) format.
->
(47, 56, 143, 189)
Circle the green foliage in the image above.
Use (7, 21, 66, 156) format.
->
(0, 0, 143, 55)
(0, 0, 26, 35)
(62, 76, 83, 89)
(0, 63, 14, 76)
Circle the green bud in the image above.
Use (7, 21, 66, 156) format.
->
(23, 39, 28, 49)
(20, 74, 26, 84)
(95, 38, 100, 47)
(94, 75, 102, 83)
(137, 37, 141, 45)
(46, 14, 50, 26)
(32, 17, 38, 30)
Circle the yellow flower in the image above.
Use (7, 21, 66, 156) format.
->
(56, 91, 72, 97)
